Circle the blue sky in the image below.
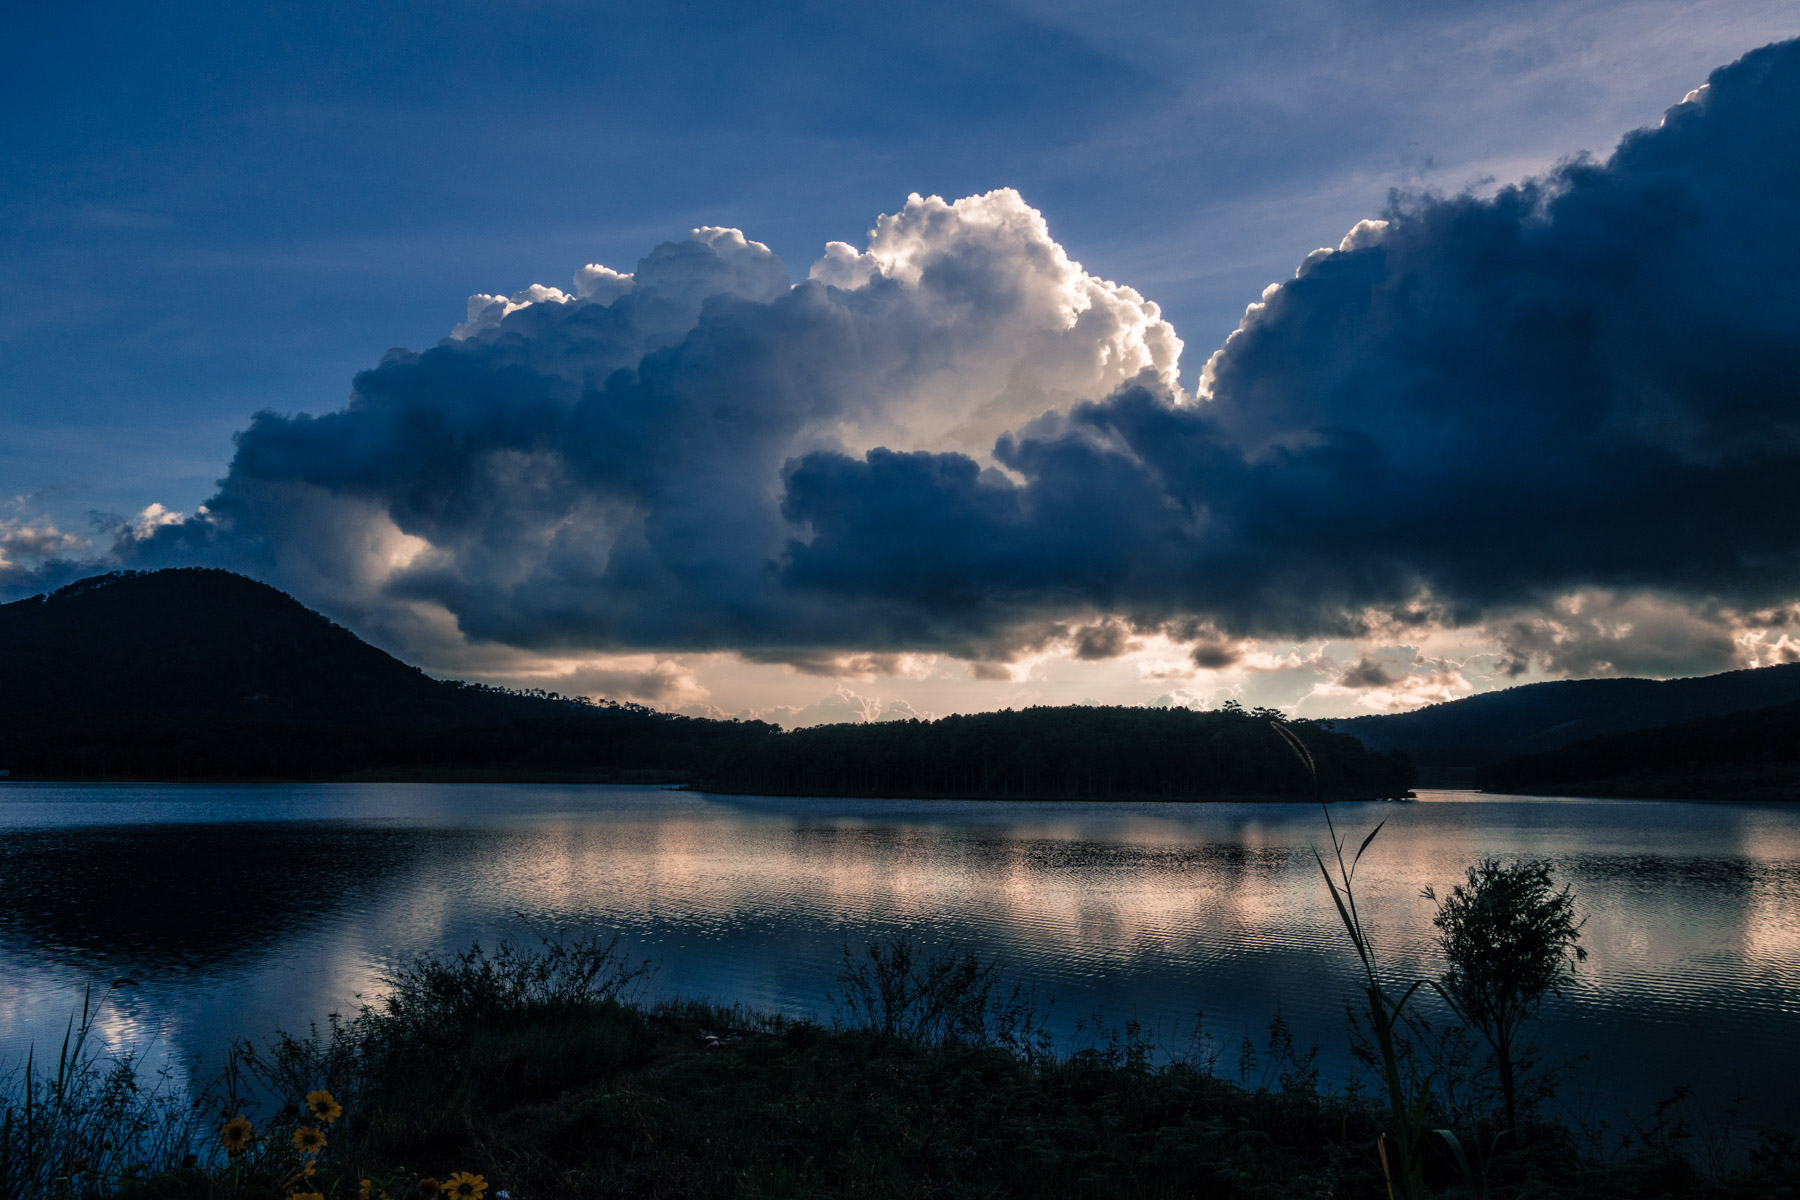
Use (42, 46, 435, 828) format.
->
(4, 1, 1798, 723)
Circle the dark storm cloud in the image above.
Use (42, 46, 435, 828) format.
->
(1339, 657, 1398, 689)
(1189, 641, 1240, 670)
(782, 39, 1800, 643)
(87, 40, 1800, 666)
(1072, 619, 1138, 660)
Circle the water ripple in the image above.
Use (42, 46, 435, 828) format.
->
(0, 783, 1796, 1130)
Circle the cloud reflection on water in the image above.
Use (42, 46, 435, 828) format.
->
(0, 785, 1795, 1129)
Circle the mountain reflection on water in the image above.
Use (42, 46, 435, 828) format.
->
(0, 783, 1795, 1132)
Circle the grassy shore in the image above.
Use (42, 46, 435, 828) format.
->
(6, 937, 1796, 1200)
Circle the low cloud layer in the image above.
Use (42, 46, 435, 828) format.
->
(0, 508, 88, 579)
(21, 39, 1800, 696)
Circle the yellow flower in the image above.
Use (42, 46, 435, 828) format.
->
(417, 1178, 442, 1199)
(304, 1089, 343, 1124)
(220, 1114, 254, 1155)
(292, 1192, 326, 1200)
(444, 1173, 488, 1200)
(360, 1180, 374, 1200)
(291, 1124, 327, 1154)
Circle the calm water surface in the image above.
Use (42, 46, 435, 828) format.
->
(1, 783, 1796, 1131)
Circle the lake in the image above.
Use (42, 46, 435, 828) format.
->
(1, 782, 1796, 1135)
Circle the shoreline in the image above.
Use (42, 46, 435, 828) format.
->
(7, 942, 1793, 1199)
(7, 774, 1790, 805)
(0, 772, 1416, 802)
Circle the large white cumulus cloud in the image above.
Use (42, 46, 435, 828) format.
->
(64, 38, 1800, 683)
(128, 189, 1185, 659)
(809, 191, 1186, 457)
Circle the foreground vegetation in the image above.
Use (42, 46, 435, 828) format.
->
(0, 771, 1780, 1198)
(5, 928, 1796, 1200)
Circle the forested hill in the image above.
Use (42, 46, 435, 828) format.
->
(1, 568, 499, 726)
(1478, 697, 1800, 801)
(1333, 662, 1800, 783)
(0, 569, 776, 780)
(706, 706, 1416, 801)
(0, 570, 1413, 797)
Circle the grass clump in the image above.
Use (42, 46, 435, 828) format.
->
(0, 982, 203, 1197)
(6, 924, 1799, 1197)
(830, 937, 1054, 1057)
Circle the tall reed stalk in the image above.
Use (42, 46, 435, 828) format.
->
(1272, 721, 1440, 1199)
(1314, 804, 1436, 1199)
(0, 979, 205, 1196)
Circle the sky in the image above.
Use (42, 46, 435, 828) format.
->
(3, 1, 1799, 726)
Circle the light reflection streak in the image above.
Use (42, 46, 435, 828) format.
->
(0, 784, 1795, 1129)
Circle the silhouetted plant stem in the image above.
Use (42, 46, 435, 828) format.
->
(1274, 721, 1436, 1197)
(1315, 804, 1435, 1199)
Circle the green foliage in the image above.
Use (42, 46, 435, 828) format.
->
(246, 931, 659, 1170)
(501, 1008, 1380, 1199)
(374, 931, 655, 1038)
(1427, 858, 1586, 1137)
(1278, 713, 1436, 1198)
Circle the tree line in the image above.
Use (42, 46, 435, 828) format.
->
(1478, 696, 1800, 799)
(0, 707, 777, 782)
(705, 703, 1417, 800)
(0, 700, 1418, 799)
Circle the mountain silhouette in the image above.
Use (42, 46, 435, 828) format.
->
(0, 568, 499, 726)
(1334, 663, 1800, 784)
(1477, 697, 1800, 801)
(0, 569, 775, 780)
(0, 569, 1410, 797)
(19, 568, 1793, 798)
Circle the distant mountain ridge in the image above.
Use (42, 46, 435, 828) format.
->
(1334, 662, 1800, 783)
(15, 567, 1787, 798)
(1477, 696, 1800, 801)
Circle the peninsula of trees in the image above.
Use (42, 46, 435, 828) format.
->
(706, 704, 1415, 801)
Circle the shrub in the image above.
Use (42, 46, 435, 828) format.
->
(1426, 858, 1586, 1139)
(831, 937, 1053, 1058)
